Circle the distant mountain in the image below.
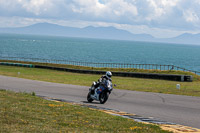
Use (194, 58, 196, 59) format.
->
(0, 23, 81, 37)
(0, 22, 200, 45)
(0, 22, 154, 41)
(168, 33, 200, 45)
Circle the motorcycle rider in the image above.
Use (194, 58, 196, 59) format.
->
(91, 71, 112, 94)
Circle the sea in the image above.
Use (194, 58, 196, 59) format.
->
(0, 33, 200, 72)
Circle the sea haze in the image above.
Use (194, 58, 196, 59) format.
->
(0, 34, 200, 72)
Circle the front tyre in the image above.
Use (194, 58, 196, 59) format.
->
(87, 92, 93, 103)
(99, 92, 109, 104)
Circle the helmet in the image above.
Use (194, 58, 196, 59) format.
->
(106, 71, 112, 79)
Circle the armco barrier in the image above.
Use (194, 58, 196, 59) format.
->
(0, 62, 193, 82)
(34, 65, 193, 82)
(1, 56, 200, 75)
(0, 62, 34, 68)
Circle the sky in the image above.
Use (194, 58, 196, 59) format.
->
(0, 0, 200, 38)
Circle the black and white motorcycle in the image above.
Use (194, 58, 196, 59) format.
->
(87, 79, 115, 104)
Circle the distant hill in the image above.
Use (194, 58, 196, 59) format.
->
(0, 22, 154, 41)
(0, 22, 200, 45)
(168, 33, 200, 45)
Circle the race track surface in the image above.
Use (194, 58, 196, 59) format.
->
(0, 75, 200, 129)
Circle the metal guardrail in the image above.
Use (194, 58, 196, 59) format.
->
(0, 56, 199, 75)
(0, 61, 193, 81)
(0, 62, 34, 68)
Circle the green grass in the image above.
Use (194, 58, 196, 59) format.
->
(0, 89, 171, 132)
(1, 65, 200, 97)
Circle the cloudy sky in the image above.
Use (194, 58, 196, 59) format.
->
(0, 0, 200, 38)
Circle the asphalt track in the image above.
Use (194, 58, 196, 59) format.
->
(0, 75, 200, 129)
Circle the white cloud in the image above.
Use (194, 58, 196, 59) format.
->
(17, 0, 50, 15)
(142, 0, 179, 21)
(108, 0, 138, 16)
(0, 0, 200, 37)
(70, 0, 107, 16)
(181, 1, 200, 28)
(69, 0, 138, 19)
(184, 9, 199, 23)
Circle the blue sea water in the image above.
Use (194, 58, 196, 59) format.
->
(0, 34, 200, 72)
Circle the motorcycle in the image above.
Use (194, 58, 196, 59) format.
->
(87, 79, 115, 104)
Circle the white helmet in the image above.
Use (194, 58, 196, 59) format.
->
(106, 71, 112, 79)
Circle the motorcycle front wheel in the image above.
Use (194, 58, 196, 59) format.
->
(99, 92, 109, 104)
(87, 92, 93, 103)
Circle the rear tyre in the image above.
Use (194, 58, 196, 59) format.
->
(87, 92, 93, 103)
(99, 92, 109, 104)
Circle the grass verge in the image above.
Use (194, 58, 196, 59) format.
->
(0, 65, 200, 97)
(0, 89, 170, 133)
